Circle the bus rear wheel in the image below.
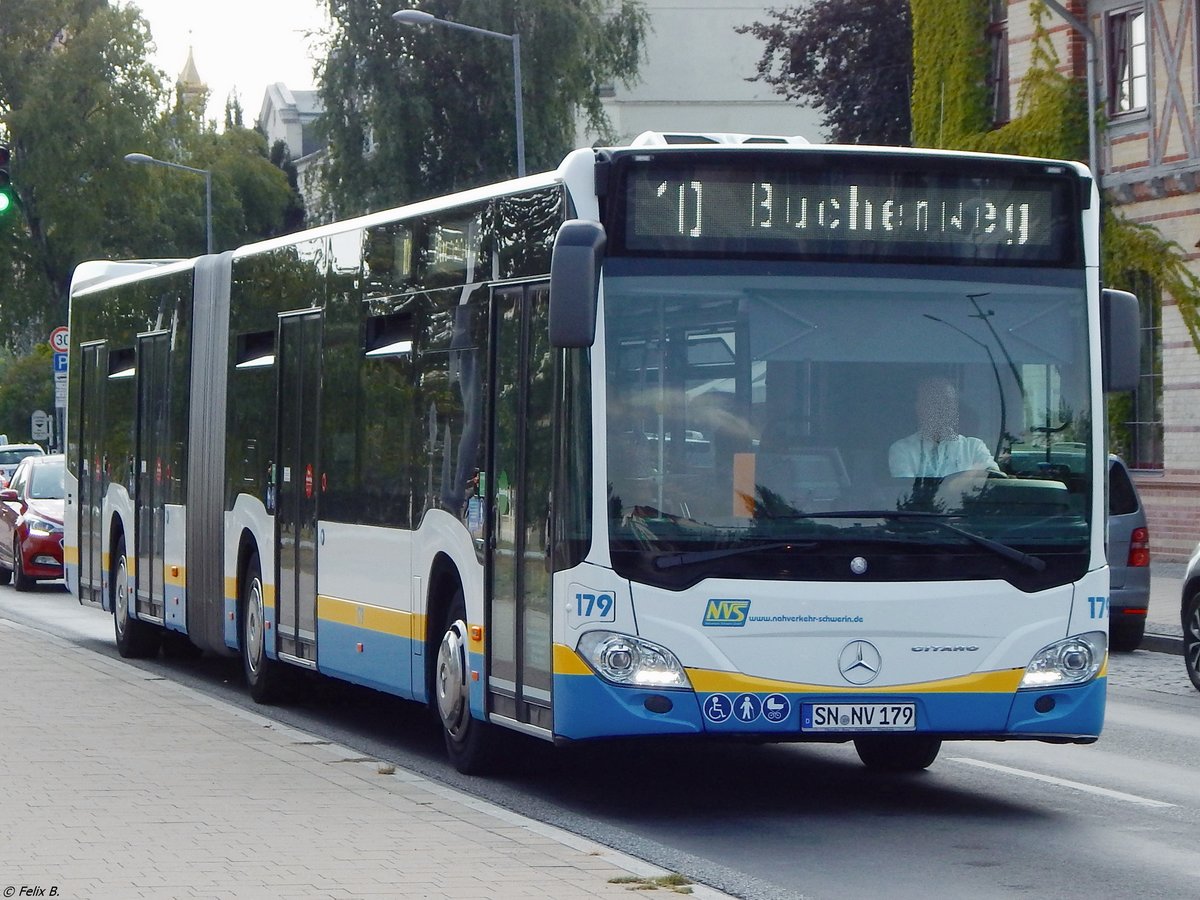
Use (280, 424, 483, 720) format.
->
(435, 592, 505, 774)
(112, 536, 160, 658)
(853, 735, 942, 772)
(242, 552, 288, 704)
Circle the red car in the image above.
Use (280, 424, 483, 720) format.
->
(0, 453, 65, 590)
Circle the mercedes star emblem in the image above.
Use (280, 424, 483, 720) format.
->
(838, 640, 882, 685)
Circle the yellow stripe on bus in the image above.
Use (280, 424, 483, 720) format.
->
(317, 595, 423, 640)
(223, 576, 276, 605)
(553, 643, 594, 676)
(686, 667, 1026, 694)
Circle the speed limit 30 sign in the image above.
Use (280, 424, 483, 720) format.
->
(50, 326, 69, 353)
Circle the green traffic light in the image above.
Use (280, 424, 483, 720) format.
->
(0, 189, 11, 214)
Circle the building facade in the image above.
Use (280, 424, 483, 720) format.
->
(258, 82, 326, 215)
(1005, 0, 1200, 559)
(578, 0, 823, 145)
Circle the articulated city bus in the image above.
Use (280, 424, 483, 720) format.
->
(65, 133, 1139, 773)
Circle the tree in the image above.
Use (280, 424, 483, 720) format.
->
(318, 0, 649, 217)
(268, 139, 307, 234)
(0, 0, 168, 334)
(0, 343, 53, 441)
(739, 0, 913, 145)
(0, 0, 300, 344)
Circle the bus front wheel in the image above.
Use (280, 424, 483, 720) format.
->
(435, 592, 505, 774)
(853, 735, 941, 772)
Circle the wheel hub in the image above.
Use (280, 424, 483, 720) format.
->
(436, 620, 470, 740)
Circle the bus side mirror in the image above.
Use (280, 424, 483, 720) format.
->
(1101, 288, 1140, 393)
(549, 219, 606, 348)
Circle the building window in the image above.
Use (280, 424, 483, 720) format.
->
(1109, 272, 1163, 469)
(987, 0, 1010, 125)
(1107, 6, 1148, 115)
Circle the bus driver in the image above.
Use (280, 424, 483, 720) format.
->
(888, 377, 1001, 479)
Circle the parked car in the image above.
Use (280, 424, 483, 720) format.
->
(1182, 544, 1200, 692)
(0, 453, 65, 590)
(1107, 455, 1150, 652)
(0, 442, 45, 487)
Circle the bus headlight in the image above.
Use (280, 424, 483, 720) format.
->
(577, 631, 690, 688)
(1018, 632, 1106, 689)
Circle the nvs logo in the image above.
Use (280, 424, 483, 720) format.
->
(703, 599, 751, 627)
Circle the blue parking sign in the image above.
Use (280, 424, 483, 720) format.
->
(53, 352, 68, 373)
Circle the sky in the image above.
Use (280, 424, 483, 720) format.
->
(125, 0, 329, 122)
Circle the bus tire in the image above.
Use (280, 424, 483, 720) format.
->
(1184, 590, 1200, 693)
(241, 552, 288, 704)
(853, 735, 941, 772)
(112, 535, 160, 658)
(435, 591, 505, 774)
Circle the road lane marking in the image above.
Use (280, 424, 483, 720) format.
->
(948, 757, 1177, 808)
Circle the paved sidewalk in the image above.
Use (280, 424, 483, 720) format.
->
(0, 619, 727, 900)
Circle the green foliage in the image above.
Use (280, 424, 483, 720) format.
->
(318, 0, 649, 217)
(971, 5, 1087, 161)
(0, 343, 53, 440)
(0, 0, 168, 330)
(0, 0, 302, 346)
(912, 0, 1200, 355)
(910, 0, 990, 148)
(1103, 207, 1200, 347)
(739, 0, 913, 145)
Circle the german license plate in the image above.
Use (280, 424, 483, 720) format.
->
(801, 702, 916, 732)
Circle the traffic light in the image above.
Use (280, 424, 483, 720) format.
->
(0, 143, 13, 216)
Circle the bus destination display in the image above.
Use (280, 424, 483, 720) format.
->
(622, 162, 1074, 263)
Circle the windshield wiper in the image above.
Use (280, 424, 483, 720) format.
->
(653, 540, 818, 570)
(780, 510, 1047, 572)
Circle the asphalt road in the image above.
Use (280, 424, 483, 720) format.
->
(3, 583, 1198, 900)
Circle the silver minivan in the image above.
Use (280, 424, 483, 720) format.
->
(1107, 455, 1150, 652)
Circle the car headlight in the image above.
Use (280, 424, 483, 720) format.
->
(1019, 632, 1106, 689)
(577, 631, 690, 688)
(22, 515, 60, 537)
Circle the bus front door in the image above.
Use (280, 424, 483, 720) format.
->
(275, 310, 322, 666)
(487, 284, 554, 732)
(77, 342, 107, 608)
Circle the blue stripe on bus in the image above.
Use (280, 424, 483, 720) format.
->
(550, 673, 1105, 741)
(317, 619, 417, 698)
(552, 673, 705, 739)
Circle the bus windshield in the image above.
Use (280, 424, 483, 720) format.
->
(603, 261, 1092, 590)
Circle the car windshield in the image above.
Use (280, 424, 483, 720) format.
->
(28, 464, 64, 500)
(0, 449, 40, 466)
(603, 262, 1092, 589)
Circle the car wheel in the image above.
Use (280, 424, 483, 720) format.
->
(1109, 617, 1146, 653)
(0, 548, 11, 586)
(853, 735, 942, 772)
(112, 535, 159, 658)
(1184, 590, 1200, 693)
(241, 552, 288, 703)
(435, 590, 509, 774)
(12, 538, 33, 592)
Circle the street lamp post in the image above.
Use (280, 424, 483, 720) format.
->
(123, 152, 213, 254)
(392, 9, 526, 178)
